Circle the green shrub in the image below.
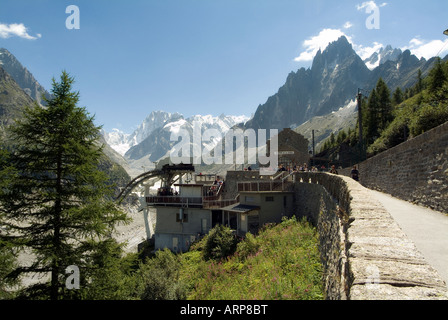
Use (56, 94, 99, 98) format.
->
(136, 249, 187, 300)
(368, 116, 409, 155)
(235, 232, 260, 260)
(409, 103, 448, 137)
(203, 225, 238, 261)
(182, 217, 324, 300)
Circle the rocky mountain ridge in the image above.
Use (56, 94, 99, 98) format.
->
(244, 36, 439, 136)
(0, 48, 50, 105)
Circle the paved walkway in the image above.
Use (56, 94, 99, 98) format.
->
(369, 190, 448, 289)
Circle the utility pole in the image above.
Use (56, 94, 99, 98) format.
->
(312, 129, 315, 157)
(311, 129, 315, 167)
(357, 88, 366, 162)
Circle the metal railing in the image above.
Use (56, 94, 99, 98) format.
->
(237, 180, 293, 192)
(145, 196, 203, 207)
(203, 199, 239, 209)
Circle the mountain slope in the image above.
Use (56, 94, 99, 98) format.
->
(294, 99, 358, 153)
(0, 48, 50, 105)
(123, 113, 250, 162)
(366, 49, 437, 91)
(244, 36, 438, 135)
(0, 65, 35, 132)
(0, 52, 131, 188)
(244, 36, 369, 132)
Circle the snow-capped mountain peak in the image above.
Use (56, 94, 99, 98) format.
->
(364, 45, 403, 70)
(102, 111, 250, 158)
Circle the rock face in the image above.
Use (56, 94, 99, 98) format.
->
(0, 48, 50, 105)
(0, 65, 35, 128)
(244, 36, 439, 134)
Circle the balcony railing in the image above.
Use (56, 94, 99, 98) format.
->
(237, 180, 293, 192)
(146, 196, 203, 207)
(203, 199, 239, 209)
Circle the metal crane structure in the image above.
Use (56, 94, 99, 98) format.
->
(115, 163, 195, 204)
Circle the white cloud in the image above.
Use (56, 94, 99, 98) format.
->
(353, 41, 384, 61)
(0, 23, 40, 40)
(356, 1, 386, 11)
(294, 28, 353, 62)
(343, 21, 353, 29)
(293, 28, 384, 63)
(403, 37, 448, 60)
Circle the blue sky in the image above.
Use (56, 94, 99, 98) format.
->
(1, 0, 448, 133)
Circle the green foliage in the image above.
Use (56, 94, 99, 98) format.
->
(324, 59, 448, 158)
(409, 101, 448, 136)
(392, 87, 404, 106)
(367, 115, 409, 155)
(235, 232, 260, 260)
(376, 78, 393, 130)
(203, 225, 238, 261)
(74, 239, 140, 300)
(135, 249, 187, 300)
(0, 240, 18, 299)
(181, 217, 323, 300)
(429, 58, 447, 92)
(368, 60, 448, 155)
(0, 71, 129, 300)
(319, 128, 351, 153)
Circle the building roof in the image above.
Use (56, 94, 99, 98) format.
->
(220, 203, 260, 213)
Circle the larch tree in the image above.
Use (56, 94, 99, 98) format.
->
(0, 71, 129, 300)
(375, 78, 393, 132)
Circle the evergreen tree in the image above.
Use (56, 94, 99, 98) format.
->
(429, 57, 447, 92)
(0, 71, 129, 300)
(0, 149, 19, 299)
(392, 87, 404, 106)
(375, 78, 393, 131)
(363, 88, 380, 146)
(416, 69, 423, 93)
(329, 132, 335, 146)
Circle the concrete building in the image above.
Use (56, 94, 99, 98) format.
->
(138, 167, 295, 253)
(266, 128, 310, 170)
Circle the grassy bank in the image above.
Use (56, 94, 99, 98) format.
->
(179, 216, 324, 300)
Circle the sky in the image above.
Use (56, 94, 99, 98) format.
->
(1, 0, 448, 133)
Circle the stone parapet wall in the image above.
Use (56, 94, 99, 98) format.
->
(341, 121, 448, 213)
(294, 172, 447, 300)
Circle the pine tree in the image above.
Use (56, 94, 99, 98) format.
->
(329, 132, 335, 146)
(0, 71, 129, 300)
(375, 78, 393, 131)
(416, 69, 423, 93)
(363, 88, 380, 146)
(392, 87, 404, 106)
(429, 58, 447, 92)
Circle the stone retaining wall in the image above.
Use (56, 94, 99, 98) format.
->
(294, 172, 447, 300)
(341, 121, 448, 214)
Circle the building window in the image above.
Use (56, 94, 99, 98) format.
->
(245, 196, 254, 203)
(265, 196, 274, 202)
